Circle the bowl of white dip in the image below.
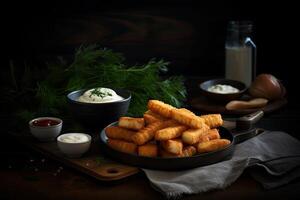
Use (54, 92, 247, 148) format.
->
(67, 88, 131, 130)
(199, 79, 247, 103)
(57, 133, 91, 158)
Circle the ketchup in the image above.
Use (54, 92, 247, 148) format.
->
(32, 119, 60, 127)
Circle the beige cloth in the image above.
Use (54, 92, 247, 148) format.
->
(143, 131, 300, 199)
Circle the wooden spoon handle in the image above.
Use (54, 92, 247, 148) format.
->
(226, 98, 268, 110)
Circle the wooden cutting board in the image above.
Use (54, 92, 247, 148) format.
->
(11, 120, 237, 182)
(13, 133, 140, 181)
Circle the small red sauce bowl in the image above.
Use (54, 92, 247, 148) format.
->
(32, 118, 61, 127)
(29, 117, 63, 142)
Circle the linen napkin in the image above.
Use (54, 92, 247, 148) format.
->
(142, 131, 300, 199)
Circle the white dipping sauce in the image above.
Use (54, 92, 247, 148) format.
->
(207, 84, 239, 94)
(59, 133, 89, 143)
(77, 87, 124, 103)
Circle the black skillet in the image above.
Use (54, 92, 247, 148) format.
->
(99, 111, 264, 170)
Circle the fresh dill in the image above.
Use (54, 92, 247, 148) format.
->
(89, 88, 112, 99)
(9, 45, 187, 124)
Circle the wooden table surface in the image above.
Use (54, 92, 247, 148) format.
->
(1, 78, 300, 200)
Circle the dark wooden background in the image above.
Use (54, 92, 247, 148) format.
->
(1, 3, 300, 199)
(3, 0, 299, 98)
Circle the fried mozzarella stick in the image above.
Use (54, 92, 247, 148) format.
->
(197, 128, 220, 143)
(143, 110, 166, 124)
(197, 136, 210, 143)
(131, 120, 172, 145)
(161, 139, 183, 155)
(163, 119, 180, 127)
(144, 110, 166, 125)
(145, 110, 167, 120)
(107, 138, 137, 154)
(182, 124, 210, 144)
(143, 114, 159, 125)
(199, 114, 223, 128)
(105, 126, 136, 142)
(197, 139, 231, 153)
(207, 128, 220, 140)
(155, 125, 188, 141)
(179, 146, 197, 157)
(118, 117, 145, 130)
(178, 108, 196, 116)
(160, 146, 196, 157)
(171, 108, 205, 129)
(148, 100, 175, 118)
(132, 119, 178, 145)
(138, 143, 158, 157)
(160, 149, 177, 158)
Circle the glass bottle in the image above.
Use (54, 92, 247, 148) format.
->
(225, 21, 256, 86)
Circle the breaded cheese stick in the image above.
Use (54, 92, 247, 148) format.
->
(207, 128, 220, 140)
(132, 121, 165, 145)
(105, 126, 136, 142)
(199, 114, 223, 128)
(138, 143, 158, 157)
(197, 139, 231, 153)
(144, 110, 168, 125)
(197, 135, 210, 143)
(107, 138, 137, 154)
(178, 108, 196, 116)
(163, 119, 180, 127)
(160, 149, 178, 158)
(161, 139, 183, 155)
(144, 113, 160, 124)
(197, 128, 220, 143)
(182, 124, 210, 144)
(148, 100, 175, 118)
(171, 108, 205, 129)
(145, 110, 167, 120)
(155, 125, 188, 141)
(160, 146, 196, 158)
(179, 146, 197, 157)
(118, 117, 145, 130)
(132, 119, 178, 145)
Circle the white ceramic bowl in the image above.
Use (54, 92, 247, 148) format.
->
(57, 133, 92, 158)
(29, 117, 63, 142)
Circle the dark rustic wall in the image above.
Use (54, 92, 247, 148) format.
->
(3, 0, 298, 97)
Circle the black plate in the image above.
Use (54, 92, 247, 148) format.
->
(99, 122, 235, 170)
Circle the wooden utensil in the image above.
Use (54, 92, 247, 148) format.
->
(225, 98, 268, 110)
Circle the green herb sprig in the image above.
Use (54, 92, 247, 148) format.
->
(89, 88, 112, 99)
(10, 45, 187, 123)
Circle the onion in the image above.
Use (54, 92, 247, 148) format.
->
(249, 74, 285, 100)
